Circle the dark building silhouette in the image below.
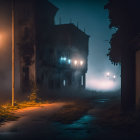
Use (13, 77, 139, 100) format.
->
(15, 0, 89, 93)
(132, 37, 140, 107)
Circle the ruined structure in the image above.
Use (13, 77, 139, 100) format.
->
(15, 0, 89, 93)
(38, 24, 89, 90)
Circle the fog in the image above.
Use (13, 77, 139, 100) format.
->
(50, 0, 121, 92)
(0, 0, 121, 102)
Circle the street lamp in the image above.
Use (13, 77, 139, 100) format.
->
(113, 75, 116, 79)
(74, 60, 78, 66)
(12, 0, 15, 106)
(80, 60, 84, 66)
(106, 72, 110, 77)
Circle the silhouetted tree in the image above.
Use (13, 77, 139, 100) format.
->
(105, 0, 140, 110)
(105, 0, 140, 64)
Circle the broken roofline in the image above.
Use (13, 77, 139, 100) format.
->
(54, 23, 90, 38)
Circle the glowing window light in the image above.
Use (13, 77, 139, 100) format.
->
(74, 60, 78, 65)
(63, 57, 67, 61)
(63, 80, 66, 86)
(68, 59, 71, 64)
(81, 75, 84, 85)
(60, 57, 64, 61)
(60, 57, 67, 62)
(80, 60, 84, 66)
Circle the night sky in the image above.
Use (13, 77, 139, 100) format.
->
(49, 0, 121, 91)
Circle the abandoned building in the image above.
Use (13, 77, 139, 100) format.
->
(14, 0, 89, 92)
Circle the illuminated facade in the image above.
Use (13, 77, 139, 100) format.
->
(38, 24, 89, 90)
(15, 0, 89, 93)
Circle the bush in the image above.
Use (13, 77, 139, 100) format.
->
(28, 84, 41, 103)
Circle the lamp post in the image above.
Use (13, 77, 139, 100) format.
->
(12, 0, 15, 106)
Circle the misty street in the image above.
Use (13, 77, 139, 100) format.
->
(1, 92, 136, 140)
(0, 95, 114, 140)
(0, 0, 140, 139)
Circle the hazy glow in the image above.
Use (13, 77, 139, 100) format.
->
(49, 0, 121, 92)
(0, 34, 2, 42)
(68, 59, 71, 64)
(106, 72, 110, 77)
(63, 80, 66, 86)
(60, 57, 67, 63)
(74, 60, 78, 65)
(0, 32, 7, 48)
(73, 59, 84, 67)
(86, 75, 120, 91)
(113, 75, 116, 79)
(80, 60, 84, 66)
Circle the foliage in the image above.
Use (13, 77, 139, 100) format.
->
(105, 0, 140, 64)
(0, 106, 18, 123)
(28, 84, 41, 103)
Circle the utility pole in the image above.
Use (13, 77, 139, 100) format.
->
(12, 0, 15, 106)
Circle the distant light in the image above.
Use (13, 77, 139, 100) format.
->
(106, 72, 110, 77)
(74, 60, 78, 65)
(113, 75, 116, 79)
(80, 60, 84, 66)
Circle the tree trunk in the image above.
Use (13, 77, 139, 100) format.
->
(121, 50, 136, 111)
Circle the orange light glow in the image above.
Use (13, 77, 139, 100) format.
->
(0, 32, 7, 48)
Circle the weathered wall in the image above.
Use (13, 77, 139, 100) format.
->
(15, 0, 36, 92)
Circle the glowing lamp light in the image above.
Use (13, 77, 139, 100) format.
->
(74, 60, 78, 65)
(80, 60, 84, 66)
(106, 72, 110, 77)
(113, 75, 116, 79)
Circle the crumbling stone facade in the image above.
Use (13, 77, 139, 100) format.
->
(15, 0, 89, 94)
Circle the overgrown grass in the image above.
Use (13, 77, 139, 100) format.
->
(0, 100, 48, 124)
(0, 91, 51, 124)
(0, 106, 18, 124)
